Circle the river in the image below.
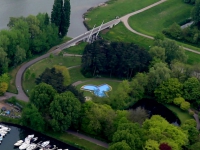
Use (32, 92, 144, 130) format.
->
(0, 123, 80, 150)
(0, 0, 106, 38)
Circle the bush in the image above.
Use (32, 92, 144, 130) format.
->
(174, 97, 185, 105)
(180, 101, 190, 110)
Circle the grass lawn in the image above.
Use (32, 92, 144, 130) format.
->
(64, 42, 87, 55)
(186, 51, 200, 65)
(23, 56, 81, 96)
(46, 132, 107, 150)
(69, 67, 88, 84)
(128, 0, 193, 36)
(85, 0, 159, 29)
(101, 22, 154, 50)
(164, 104, 193, 124)
(76, 79, 121, 97)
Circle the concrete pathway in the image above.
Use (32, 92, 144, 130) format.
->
(67, 130, 109, 148)
(193, 113, 200, 130)
(120, 0, 200, 55)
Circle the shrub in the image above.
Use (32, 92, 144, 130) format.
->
(174, 97, 185, 105)
(180, 101, 190, 110)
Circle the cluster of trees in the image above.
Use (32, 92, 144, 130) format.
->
(163, 0, 200, 45)
(35, 66, 85, 103)
(0, 13, 60, 74)
(81, 40, 152, 78)
(21, 83, 81, 132)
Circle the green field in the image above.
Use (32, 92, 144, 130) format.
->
(23, 56, 81, 96)
(129, 0, 193, 36)
(101, 22, 154, 50)
(64, 42, 87, 55)
(69, 67, 88, 83)
(76, 79, 121, 97)
(85, 0, 159, 29)
(164, 104, 193, 124)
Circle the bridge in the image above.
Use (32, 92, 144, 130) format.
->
(11, 19, 120, 101)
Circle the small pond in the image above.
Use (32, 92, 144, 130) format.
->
(131, 99, 180, 125)
(81, 84, 112, 97)
(0, 123, 80, 150)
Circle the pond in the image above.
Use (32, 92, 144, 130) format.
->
(81, 84, 112, 97)
(0, 123, 80, 150)
(132, 99, 180, 125)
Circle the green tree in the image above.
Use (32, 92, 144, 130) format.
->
(145, 139, 159, 150)
(0, 82, 8, 96)
(147, 62, 171, 95)
(109, 141, 131, 150)
(190, 142, 200, 150)
(143, 115, 188, 149)
(14, 45, 26, 65)
(49, 91, 81, 132)
(183, 77, 200, 102)
(54, 65, 70, 86)
(30, 83, 57, 114)
(180, 101, 190, 110)
(0, 47, 9, 75)
(149, 46, 166, 62)
(191, 0, 200, 28)
(155, 78, 183, 103)
(154, 39, 187, 63)
(21, 103, 45, 132)
(173, 97, 185, 105)
(0, 73, 10, 84)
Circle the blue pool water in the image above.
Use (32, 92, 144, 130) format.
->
(81, 84, 111, 97)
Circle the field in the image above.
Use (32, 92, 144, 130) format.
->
(128, 0, 193, 36)
(22, 56, 81, 96)
(64, 42, 88, 55)
(85, 0, 159, 28)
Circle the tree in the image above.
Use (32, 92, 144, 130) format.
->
(30, 83, 57, 114)
(183, 77, 200, 102)
(51, 0, 70, 36)
(145, 139, 159, 150)
(0, 47, 9, 75)
(147, 62, 171, 95)
(154, 39, 187, 63)
(173, 97, 185, 105)
(110, 123, 145, 150)
(109, 141, 131, 150)
(128, 107, 149, 125)
(180, 101, 190, 110)
(191, 0, 200, 28)
(0, 73, 10, 84)
(54, 65, 70, 86)
(149, 46, 166, 62)
(155, 78, 183, 103)
(143, 115, 188, 149)
(49, 91, 81, 132)
(14, 45, 26, 65)
(190, 142, 200, 150)
(0, 82, 8, 96)
(21, 103, 45, 132)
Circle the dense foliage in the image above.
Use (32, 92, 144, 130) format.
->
(0, 13, 60, 75)
(81, 40, 152, 78)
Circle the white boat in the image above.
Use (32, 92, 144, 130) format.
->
(0, 135, 3, 141)
(31, 137, 38, 142)
(14, 140, 23, 146)
(41, 141, 50, 147)
(26, 143, 37, 150)
(0, 125, 11, 132)
(0, 131, 7, 136)
(19, 142, 30, 150)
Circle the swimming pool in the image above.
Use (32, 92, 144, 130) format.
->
(81, 84, 112, 97)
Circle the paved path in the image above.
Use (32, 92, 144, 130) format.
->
(193, 113, 200, 130)
(67, 130, 109, 148)
(120, 0, 200, 55)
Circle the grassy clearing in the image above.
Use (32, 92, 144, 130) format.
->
(101, 22, 154, 50)
(164, 104, 193, 124)
(185, 51, 200, 65)
(69, 67, 88, 84)
(23, 56, 81, 96)
(76, 79, 121, 97)
(64, 42, 87, 55)
(129, 0, 193, 36)
(85, 0, 159, 28)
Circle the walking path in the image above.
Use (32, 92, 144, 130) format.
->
(67, 130, 109, 148)
(120, 0, 200, 55)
